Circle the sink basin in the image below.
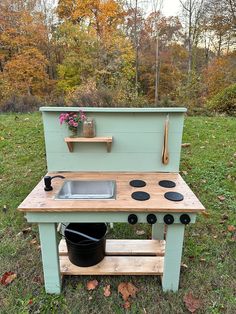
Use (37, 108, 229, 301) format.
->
(55, 180, 116, 200)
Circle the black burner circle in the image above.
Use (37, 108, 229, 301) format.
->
(130, 180, 146, 188)
(164, 191, 184, 202)
(131, 191, 150, 201)
(159, 180, 176, 188)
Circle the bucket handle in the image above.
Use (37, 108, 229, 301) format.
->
(61, 223, 99, 242)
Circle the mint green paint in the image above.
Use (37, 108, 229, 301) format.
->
(152, 223, 165, 240)
(41, 108, 186, 172)
(26, 212, 196, 224)
(162, 224, 185, 292)
(40, 107, 187, 113)
(38, 223, 61, 294)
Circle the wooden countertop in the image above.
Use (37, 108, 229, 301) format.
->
(18, 172, 205, 213)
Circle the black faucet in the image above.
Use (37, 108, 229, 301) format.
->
(44, 175, 65, 191)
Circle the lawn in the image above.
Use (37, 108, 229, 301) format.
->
(0, 113, 235, 313)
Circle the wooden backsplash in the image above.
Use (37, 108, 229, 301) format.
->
(40, 107, 186, 172)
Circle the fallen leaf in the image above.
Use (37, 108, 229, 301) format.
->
(182, 170, 188, 175)
(88, 296, 93, 300)
(201, 211, 210, 218)
(181, 263, 188, 269)
(103, 284, 111, 297)
(200, 258, 206, 262)
(30, 239, 37, 245)
(28, 299, 33, 305)
(118, 282, 138, 301)
(86, 279, 98, 291)
(227, 225, 236, 232)
(182, 143, 191, 148)
(136, 230, 145, 235)
(22, 227, 32, 234)
(213, 235, 218, 239)
(183, 292, 201, 313)
(0, 272, 17, 286)
(217, 195, 225, 201)
(123, 301, 131, 309)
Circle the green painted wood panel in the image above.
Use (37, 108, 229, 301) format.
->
(41, 108, 186, 172)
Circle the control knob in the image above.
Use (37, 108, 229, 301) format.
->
(180, 214, 191, 225)
(128, 214, 138, 225)
(164, 214, 174, 225)
(147, 214, 157, 224)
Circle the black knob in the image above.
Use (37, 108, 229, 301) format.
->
(128, 214, 138, 225)
(44, 175, 65, 191)
(147, 214, 157, 224)
(164, 214, 174, 225)
(180, 214, 191, 225)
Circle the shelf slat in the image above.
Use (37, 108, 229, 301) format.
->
(64, 136, 112, 152)
(60, 255, 164, 275)
(59, 239, 165, 256)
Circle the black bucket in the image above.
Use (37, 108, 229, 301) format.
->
(64, 223, 107, 267)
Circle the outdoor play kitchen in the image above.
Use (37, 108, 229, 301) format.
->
(18, 107, 205, 294)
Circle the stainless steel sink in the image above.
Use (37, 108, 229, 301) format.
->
(55, 180, 116, 200)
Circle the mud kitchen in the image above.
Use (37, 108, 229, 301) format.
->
(18, 107, 205, 294)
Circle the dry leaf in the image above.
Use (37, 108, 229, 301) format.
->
(201, 211, 210, 218)
(183, 292, 201, 313)
(217, 195, 225, 201)
(221, 214, 229, 220)
(182, 171, 188, 175)
(136, 230, 145, 235)
(22, 227, 32, 234)
(182, 143, 191, 148)
(181, 263, 188, 269)
(103, 284, 111, 297)
(86, 279, 98, 290)
(30, 239, 37, 245)
(88, 296, 93, 300)
(200, 258, 206, 262)
(123, 301, 131, 309)
(213, 235, 217, 239)
(227, 225, 236, 232)
(0, 272, 17, 286)
(118, 282, 138, 301)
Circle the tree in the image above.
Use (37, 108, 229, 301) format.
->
(4, 48, 49, 96)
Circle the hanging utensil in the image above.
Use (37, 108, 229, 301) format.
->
(162, 114, 169, 165)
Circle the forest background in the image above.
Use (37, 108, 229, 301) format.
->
(0, 0, 235, 114)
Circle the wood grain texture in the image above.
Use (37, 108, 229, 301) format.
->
(18, 172, 205, 213)
(60, 255, 164, 275)
(65, 137, 112, 153)
(59, 239, 165, 256)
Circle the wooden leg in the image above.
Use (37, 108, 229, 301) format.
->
(38, 223, 61, 294)
(152, 223, 164, 240)
(162, 224, 185, 292)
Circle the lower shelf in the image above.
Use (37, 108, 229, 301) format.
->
(59, 239, 165, 276)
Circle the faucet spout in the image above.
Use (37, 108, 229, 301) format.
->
(44, 175, 65, 191)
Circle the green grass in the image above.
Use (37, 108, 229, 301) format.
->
(0, 113, 236, 313)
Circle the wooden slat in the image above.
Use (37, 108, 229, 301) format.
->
(18, 172, 205, 213)
(59, 239, 165, 256)
(60, 255, 164, 275)
(64, 137, 112, 143)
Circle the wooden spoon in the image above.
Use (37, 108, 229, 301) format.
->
(162, 115, 169, 165)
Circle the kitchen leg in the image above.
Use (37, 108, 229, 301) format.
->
(38, 223, 61, 294)
(152, 223, 164, 240)
(162, 224, 185, 292)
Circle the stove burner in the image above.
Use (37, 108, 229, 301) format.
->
(130, 180, 146, 188)
(164, 191, 184, 202)
(159, 180, 176, 188)
(131, 191, 150, 201)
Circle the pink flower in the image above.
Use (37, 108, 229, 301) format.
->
(73, 122, 78, 127)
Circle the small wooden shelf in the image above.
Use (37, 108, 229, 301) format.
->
(59, 239, 165, 276)
(64, 137, 112, 153)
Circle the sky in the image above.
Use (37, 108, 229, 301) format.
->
(162, 0, 181, 16)
(141, 0, 181, 17)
